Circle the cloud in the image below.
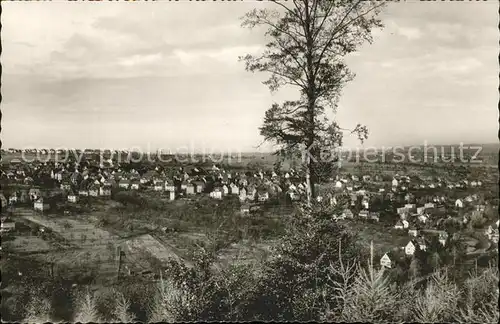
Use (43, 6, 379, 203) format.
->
(118, 53, 163, 67)
(433, 57, 483, 74)
(396, 26, 422, 40)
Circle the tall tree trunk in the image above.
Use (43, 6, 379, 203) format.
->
(304, 0, 315, 205)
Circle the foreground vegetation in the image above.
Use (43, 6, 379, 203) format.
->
(3, 201, 498, 323)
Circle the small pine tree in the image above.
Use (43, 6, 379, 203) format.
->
(73, 289, 100, 323)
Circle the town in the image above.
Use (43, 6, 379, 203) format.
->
(2, 148, 498, 279)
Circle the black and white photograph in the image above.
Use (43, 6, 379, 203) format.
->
(0, 0, 498, 322)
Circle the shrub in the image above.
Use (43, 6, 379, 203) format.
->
(73, 289, 101, 323)
(456, 267, 499, 323)
(21, 288, 52, 323)
(469, 213, 487, 228)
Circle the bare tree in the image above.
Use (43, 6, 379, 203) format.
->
(240, 0, 384, 203)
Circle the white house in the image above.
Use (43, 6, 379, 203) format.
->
(9, 192, 18, 204)
(404, 241, 416, 256)
(258, 191, 270, 202)
(239, 188, 247, 202)
(394, 220, 404, 230)
(165, 180, 176, 192)
(424, 202, 435, 209)
(418, 214, 428, 224)
(455, 199, 464, 208)
(99, 186, 112, 197)
(358, 210, 369, 219)
(369, 212, 380, 222)
(230, 184, 240, 195)
(61, 182, 72, 190)
(288, 190, 300, 201)
(240, 203, 250, 215)
(402, 219, 409, 229)
(89, 185, 100, 197)
(1, 220, 16, 233)
(405, 203, 416, 211)
(68, 192, 78, 203)
(153, 180, 164, 191)
(408, 228, 418, 237)
(392, 178, 398, 187)
(34, 197, 50, 212)
(186, 184, 196, 195)
(342, 209, 354, 219)
(380, 253, 392, 269)
(210, 188, 223, 200)
(416, 238, 427, 251)
(438, 232, 448, 246)
(248, 187, 257, 201)
(119, 180, 130, 190)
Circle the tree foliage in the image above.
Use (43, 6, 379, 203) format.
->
(240, 0, 384, 199)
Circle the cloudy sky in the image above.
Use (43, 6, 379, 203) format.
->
(2, 1, 498, 152)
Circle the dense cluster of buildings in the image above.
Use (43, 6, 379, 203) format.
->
(1, 156, 498, 267)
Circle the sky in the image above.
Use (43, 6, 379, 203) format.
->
(1, 1, 498, 152)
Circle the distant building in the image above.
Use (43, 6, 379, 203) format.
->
(119, 180, 130, 190)
(89, 185, 100, 197)
(130, 181, 140, 190)
(239, 188, 247, 202)
(9, 192, 18, 204)
(1, 219, 16, 233)
(424, 202, 435, 209)
(438, 232, 448, 246)
(100, 186, 112, 197)
(210, 188, 223, 200)
(380, 252, 393, 269)
(240, 203, 250, 215)
(404, 241, 416, 256)
(230, 184, 240, 195)
(34, 197, 50, 212)
(61, 181, 72, 190)
(369, 212, 380, 222)
(358, 210, 369, 219)
(258, 190, 270, 202)
(186, 183, 196, 195)
(68, 191, 79, 203)
(193, 181, 205, 194)
(154, 180, 164, 191)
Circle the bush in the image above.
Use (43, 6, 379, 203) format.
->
(469, 213, 487, 229)
(113, 191, 146, 208)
